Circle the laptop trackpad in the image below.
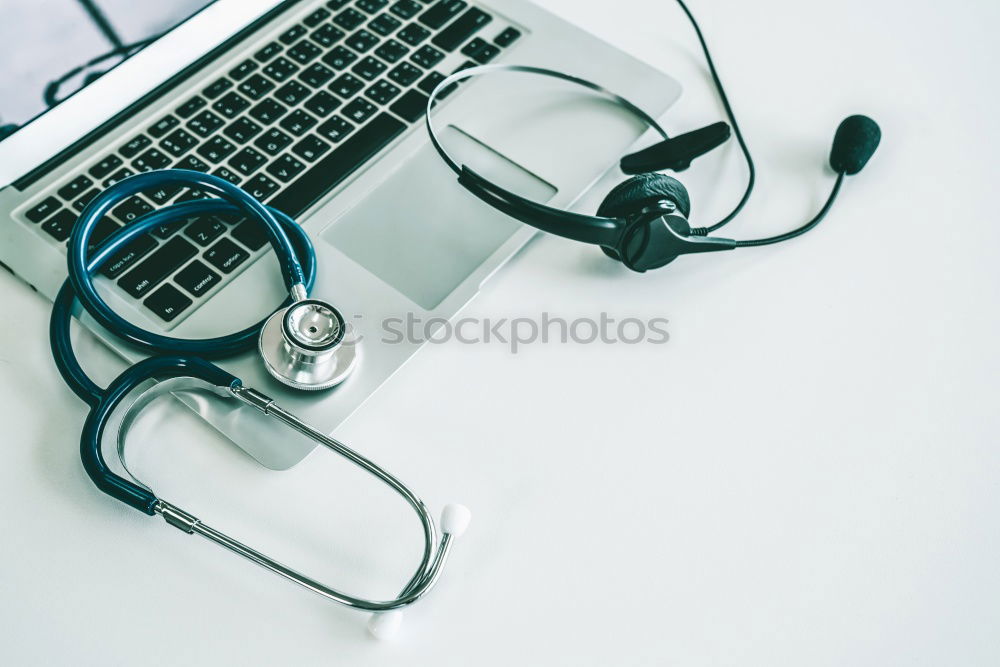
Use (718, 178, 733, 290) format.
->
(322, 125, 556, 310)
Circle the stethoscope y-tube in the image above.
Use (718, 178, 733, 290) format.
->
(49, 170, 469, 639)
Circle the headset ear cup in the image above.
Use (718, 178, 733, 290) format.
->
(596, 173, 692, 219)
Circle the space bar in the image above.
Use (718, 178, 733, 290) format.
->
(269, 113, 406, 218)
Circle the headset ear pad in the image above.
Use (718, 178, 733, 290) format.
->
(596, 173, 692, 262)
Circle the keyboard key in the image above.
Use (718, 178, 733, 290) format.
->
(249, 99, 287, 124)
(204, 237, 249, 273)
(119, 134, 152, 158)
(316, 116, 355, 143)
(270, 113, 404, 217)
(88, 217, 121, 249)
(238, 73, 276, 100)
(176, 96, 207, 118)
(72, 188, 101, 211)
(264, 57, 300, 82)
(494, 27, 521, 47)
(303, 7, 331, 26)
(112, 196, 153, 223)
(390, 0, 422, 19)
(184, 217, 226, 246)
(149, 115, 180, 138)
(88, 154, 123, 179)
(40, 209, 77, 240)
(327, 0, 351, 8)
(330, 72, 364, 98)
(254, 41, 283, 61)
(101, 234, 157, 278)
(175, 260, 221, 297)
(333, 7, 366, 30)
(131, 148, 171, 172)
(57, 175, 94, 201)
(365, 79, 401, 105)
(410, 44, 443, 68)
(288, 39, 322, 64)
(419, 0, 467, 29)
(25, 196, 61, 222)
(322, 45, 358, 70)
(119, 236, 197, 297)
(243, 173, 280, 201)
(352, 56, 386, 80)
(342, 98, 378, 123)
(175, 188, 208, 203)
(279, 109, 318, 136)
(212, 91, 250, 118)
(472, 43, 499, 63)
(370, 13, 402, 36)
(275, 80, 311, 106)
(146, 183, 182, 204)
(304, 90, 341, 117)
(229, 59, 258, 80)
(188, 110, 224, 137)
(388, 61, 422, 86)
(229, 146, 267, 175)
(292, 135, 331, 161)
(212, 166, 242, 185)
(357, 0, 388, 14)
(266, 154, 307, 182)
(254, 128, 294, 155)
(173, 155, 210, 172)
(161, 128, 198, 157)
(197, 136, 237, 162)
(389, 89, 429, 122)
(203, 77, 233, 99)
(346, 29, 380, 53)
(230, 219, 268, 251)
(375, 39, 409, 63)
(461, 37, 488, 57)
(299, 62, 335, 87)
(310, 23, 345, 48)
(224, 117, 263, 143)
(417, 70, 447, 94)
(144, 284, 192, 321)
(279, 24, 307, 45)
(397, 23, 430, 46)
(102, 167, 135, 187)
(432, 7, 490, 51)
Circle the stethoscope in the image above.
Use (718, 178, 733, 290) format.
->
(49, 169, 469, 639)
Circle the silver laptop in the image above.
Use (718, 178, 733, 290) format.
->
(0, 0, 680, 469)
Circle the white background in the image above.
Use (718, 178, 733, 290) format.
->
(2, 0, 999, 664)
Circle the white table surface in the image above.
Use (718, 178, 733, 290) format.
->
(3, 0, 999, 664)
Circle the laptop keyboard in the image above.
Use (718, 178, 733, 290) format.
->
(19, 0, 521, 324)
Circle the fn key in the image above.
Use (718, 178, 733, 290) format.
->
(144, 284, 192, 321)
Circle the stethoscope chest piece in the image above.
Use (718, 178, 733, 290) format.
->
(259, 298, 359, 390)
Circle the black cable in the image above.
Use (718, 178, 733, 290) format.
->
(674, 0, 755, 236)
(75, 0, 124, 49)
(734, 172, 844, 247)
(42, 36, 159, 107)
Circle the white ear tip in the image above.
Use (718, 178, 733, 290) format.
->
(367, 611, 403, 640)
(441, 503, 471, 537)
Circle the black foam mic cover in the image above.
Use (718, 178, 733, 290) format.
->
(829, 115, 881, 175)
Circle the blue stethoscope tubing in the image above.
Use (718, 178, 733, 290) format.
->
(49, 169, 316, 508)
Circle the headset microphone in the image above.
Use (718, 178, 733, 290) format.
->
(830, 115, 882, 175)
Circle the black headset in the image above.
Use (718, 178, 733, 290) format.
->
(426, 0, 882, 273)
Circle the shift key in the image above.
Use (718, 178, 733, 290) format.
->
(118, 237, 197, 297)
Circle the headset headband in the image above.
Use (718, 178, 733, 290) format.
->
(424, 64, 672, 248)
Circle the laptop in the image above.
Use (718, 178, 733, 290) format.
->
(0, 0, 681, 469)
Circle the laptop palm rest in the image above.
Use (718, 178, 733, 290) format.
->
(322, 125, 557, 310)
